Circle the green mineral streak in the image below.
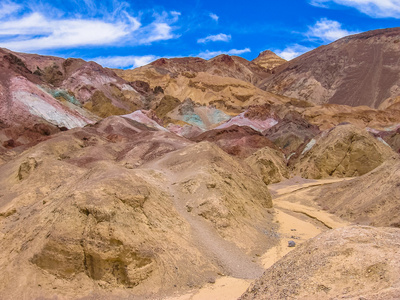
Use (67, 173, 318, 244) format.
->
(183, 114, 206, 129)
(50, 89, 81, 106)
(39, 85, 82, 106)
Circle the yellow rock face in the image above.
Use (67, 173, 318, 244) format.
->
(294, 124, 395, 179)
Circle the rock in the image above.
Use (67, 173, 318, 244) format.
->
(245, 147, 289, 184)
(264, 110, 320, 156)
(17, 157, 38, 180)
(288, 241, 296, 247)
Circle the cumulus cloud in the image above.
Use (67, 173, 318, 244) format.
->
(197, 48, 251, 60)
(275, 44, 314, 60)
(92, 55, 158, 69)
(209, 13, 219, 22)
(309, 0, 400, 18)
(0, 1, 181, 51)
(307, 18, 358, 42)
(197, 33, 231, 44)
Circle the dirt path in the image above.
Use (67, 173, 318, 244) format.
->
(262, 178, 350, 268)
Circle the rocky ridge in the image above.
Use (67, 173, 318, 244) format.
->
(258, 27, 400, 108)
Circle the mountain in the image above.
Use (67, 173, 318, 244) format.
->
(113, 55, 289, 123)
(252, 50, 286, 71)
(0, 47, 148, 152)
(114, 54, 271, 86)
(293, 124, 395, 179)
(259, 27, 400, 108)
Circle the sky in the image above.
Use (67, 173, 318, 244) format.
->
(0, 0, 399, 69)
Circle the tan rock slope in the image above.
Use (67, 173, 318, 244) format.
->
(313, 156, 400, 227)
(240, 226, 400, 300)
(259, 27, 400, 108)
(293, 124, 395, 178)
(245, 147, 289, 185)
(114, 55, 271, 86)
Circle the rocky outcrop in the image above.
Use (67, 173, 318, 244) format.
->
(264, 111, 320, 156)
(252, 50, 286, 71)
(245, 147, 289, 185)
(240, 226, 400, 299)
(294, 124, 395, 179)
(192, 125, 278, 158)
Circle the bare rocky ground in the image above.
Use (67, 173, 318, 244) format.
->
(240, 225, 400, 300)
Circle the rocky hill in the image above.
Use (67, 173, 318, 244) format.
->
(0, 115, 276, 299)
(259, 27, 400, 108)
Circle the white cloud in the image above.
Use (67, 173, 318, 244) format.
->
(307, 18, 358, 42)
(0, 1, 21, 18)
(0, 3, 181, 51)
(0, 13, 140, 51)
(139, 22, 179, 44)
(309, 0, 330, 8)
(136, 10, 181, 44)
(197, 48, 251, 60)
(209, 13, 219, 22)
(197, 33, 231, 44)
(275, 44, 314, 60)
(310, 0, 400, 18)
(92, 55, 158, 69)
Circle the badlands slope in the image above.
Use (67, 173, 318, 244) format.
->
(0, 27, 400, 300)
(259, 27, 400, 108)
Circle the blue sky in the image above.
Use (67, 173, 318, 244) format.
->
(0, 0, 399, 69)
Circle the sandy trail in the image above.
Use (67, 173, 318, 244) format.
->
(161, 174, 350, 300)
(268, 176, 354, 197)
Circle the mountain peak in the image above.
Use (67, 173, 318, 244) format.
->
(252, 50, 286, 70)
